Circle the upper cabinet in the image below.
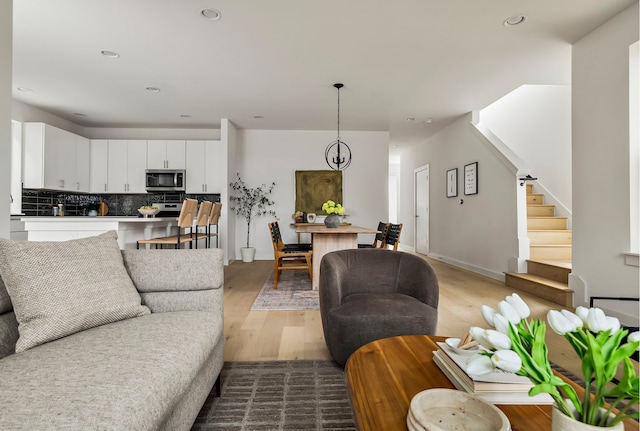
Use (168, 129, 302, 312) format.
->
(186, 140, 225, 193)
(22, 122, 90, 192)
(147, 140, 186, 169)
(107, 140, 147, 193)
(75, 135, 90, 192)
(22, 123, 224, 196)
(90, 139, 109, 193)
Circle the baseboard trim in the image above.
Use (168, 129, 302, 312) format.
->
(428, 252, 506, 282)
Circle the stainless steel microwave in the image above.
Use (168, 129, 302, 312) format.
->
(145, 170, 186, 192)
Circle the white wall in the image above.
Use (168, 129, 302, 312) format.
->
(399, 113, 519, 280)
(12, 100, 85, 136)
(571, 3, 639, 324)
(235, 129, 389, 261)
(0, 0, 12, 238)
(221, 119, 236, 265)
(481, 85, 572, 215)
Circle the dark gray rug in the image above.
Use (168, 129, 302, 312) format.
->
(191, 360, 356, 431)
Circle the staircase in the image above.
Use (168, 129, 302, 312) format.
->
(505, 184, 574, 307)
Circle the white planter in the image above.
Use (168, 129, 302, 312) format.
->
(240, 247, 256, 263)
(552, 404, 624, 431)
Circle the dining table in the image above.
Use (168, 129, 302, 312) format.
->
(295, 224, 379, 290)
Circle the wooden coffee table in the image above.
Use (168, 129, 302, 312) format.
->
(344, 335, 637, 431)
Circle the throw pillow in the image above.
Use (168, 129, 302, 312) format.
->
(0, 231, 150, 353)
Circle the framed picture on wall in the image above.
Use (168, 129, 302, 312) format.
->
(295, 170, 343, 213)
(464, 162, 478, 195)
(446, 168, 458, 197)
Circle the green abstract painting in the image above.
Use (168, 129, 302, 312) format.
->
(295, 170, 343, 214)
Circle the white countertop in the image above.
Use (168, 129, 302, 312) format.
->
(21, 216, 178, 222)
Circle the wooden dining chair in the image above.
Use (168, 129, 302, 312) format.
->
(383, 223, 403, 250)
(268, 221, 313, 289)
(136, 199, 199, 249)
(358, 221, 389, 248)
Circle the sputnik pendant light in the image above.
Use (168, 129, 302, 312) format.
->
(325, 83, 352, 170)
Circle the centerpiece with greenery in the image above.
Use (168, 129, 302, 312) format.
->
(466, 293, 639, 430)
(321, 200, 345, 228)
(229, 173, 276, 262)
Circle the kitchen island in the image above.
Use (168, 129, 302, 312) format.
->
(20, 216, 180, 249)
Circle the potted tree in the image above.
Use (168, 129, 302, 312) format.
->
(229, 173, 277, 262)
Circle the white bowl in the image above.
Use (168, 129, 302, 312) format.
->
(409, 388, 511, 431)
(138, 208, 159, 217)
(445, 337, 479, 355)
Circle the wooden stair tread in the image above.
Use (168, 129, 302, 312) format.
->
(527, 204, 556, 207)
(505, 272, 572, 291)
(528, 229, 571, 233)
(528, 259, 572, 269)
(530, 244, 571, 248)
(528, 216, 568, 219)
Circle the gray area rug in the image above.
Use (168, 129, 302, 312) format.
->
(250, 271, 318, 311)
(191, 360, 356, 431)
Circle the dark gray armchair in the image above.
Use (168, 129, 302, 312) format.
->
(319, 249, 439, 366)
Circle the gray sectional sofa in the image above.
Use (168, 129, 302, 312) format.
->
(0, 232, 224, 431)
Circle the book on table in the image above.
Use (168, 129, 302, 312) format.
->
(433, 342, 553, 405)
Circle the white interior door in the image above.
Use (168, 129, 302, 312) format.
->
(415, 165, 429, 255)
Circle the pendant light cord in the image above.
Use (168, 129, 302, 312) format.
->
(337, 86, 340, 141)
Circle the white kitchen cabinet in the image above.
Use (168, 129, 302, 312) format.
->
(147, 140, 186, 169)
(107, 140, 147, 193)
(22, 122, 89, 192)
(75, 135, 90, 192)
(90, 139, 109, 193)
(186, 140, 224, 193)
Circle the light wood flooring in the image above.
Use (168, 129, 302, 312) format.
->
(222, 255, 615, 378)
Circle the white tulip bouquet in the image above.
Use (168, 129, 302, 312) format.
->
(467, 293, 639, 427)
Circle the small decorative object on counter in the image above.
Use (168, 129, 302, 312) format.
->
(292, 211, 304, 223)
(97, 197, 109, 216)
(467, 293, 639, 430)
(321, 200, 345, 228)
(138, 206, 159, 218)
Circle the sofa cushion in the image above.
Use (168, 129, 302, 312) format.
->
(0, 311, 222, 430)
(0, 231, 150, 353)
(0, 276, 11, 314)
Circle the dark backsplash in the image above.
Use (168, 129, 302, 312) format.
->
(22, 189, 221, 217)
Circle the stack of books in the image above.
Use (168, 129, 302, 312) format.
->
(433, 341, 553, 405)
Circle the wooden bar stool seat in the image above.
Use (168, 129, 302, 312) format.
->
(137, 199, 198, 249)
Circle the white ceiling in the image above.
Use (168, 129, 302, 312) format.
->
(12, 0, 636, 147)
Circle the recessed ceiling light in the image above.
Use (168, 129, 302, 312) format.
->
(100, 50, 120, 58)
(145, 87, 161, 92)
(406, 117, 415, 122)
(201, 8, 221, 20)
(180, 114, 192, 118)
(425, 118, 433, 124)
(17, 87, 33, 92)
(504, 15, 527, 26)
